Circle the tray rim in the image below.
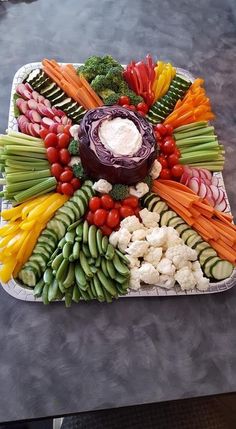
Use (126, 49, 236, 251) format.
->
(1, 61, 236, 302)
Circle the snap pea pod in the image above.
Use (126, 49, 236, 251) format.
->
(75, 263, 88, 290)
(76, 223, 83, 240)
(72, 242, 80, 260)
(96, 229, 103, 254)
(88, 225, 98, 258)
(113, 253, 130, 276)
(101, 258, 109, 277)
(68, 218, 83, 231)
(58, 237, 66, 249)
(93, 275, 105, 302)
(43, 268, 54, 285)
(106, 259, 116, 279)
(56, 258, 69, 283)
(72, 284, 81, 303)
(79, 288, 90, 301)
(33, 279, 45, 297)
(115, 249, 130, 264)
(105, 243, 115, 261)
(63, 242, 73, 260)
(58, 281, 66, 294)
(80, 251, 93, 278)
(51, 253, 63, 270)
(48, 278, 59, 302)
(65, 290, 73, 308)
(101, 236, 108, 254)
(103, 288, 113, 303)
(82, 243, 91, 258)
(82, 220, 89, 243)
(97, 270, 118, 297)
(63, 263, 75, 289)
(42, 283, 49, 305)
(65, 231, 76, 244)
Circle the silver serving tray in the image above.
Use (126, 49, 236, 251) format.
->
(1, 62, 236, 302)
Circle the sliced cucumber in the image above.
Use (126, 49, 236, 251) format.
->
(152, 200, 168, 214)
(160, 210, 177, 226)
(203, 256, 220, 278)
(199, 247, 217, 266)
(181, 228, 196, 242)
(167, 216, 185, 228)
(211, 260, 234, 280)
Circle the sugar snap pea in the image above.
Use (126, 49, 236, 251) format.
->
(79, 251, 93, 278)
(113, 253, 130, 276)
(65, 290, 73, 308)
(97, 270, 118, 297)
(106, 259, 116, 279)
(101, 235, 108, 254)
(96, 229, 103, 254)
(105, 243, 115, 261)
(65, 231, 76, 244)
(75, 263, 88, 289)
(76, 223, 83, 240)
(68, 218, 83, 231)
(51, 253, 63, 270)
(63, 263, 75, 289)
(101, 258, 109, 277)
(63, 242, 73, 260)
(33, 279, 45, 297)
(72, 284, 81, 303)
(56, 258, 69, 283)
(48, 278, 59, 302)
(42, 283, 49, 305)
(88, 225, 98, 258)
(83, 220, 89, 243)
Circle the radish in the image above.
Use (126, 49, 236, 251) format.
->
(210, 185, 221, 203)
(49, 123, 59, 134)
(37, 103, 48, 117)
(32, 91, 40, 102)
(24, 82, 33, 92)
(37, 95, 45, 104)
(41, 117, 54, 128)
(52, 107, 64, 117)
(180, 171, 190, 185)
(44, 107, 55, 119)
(27, 99, 38, 110)
(43, 99, 51, 108)
(199, 182, 207, 199)
(61, 115, 69, 125)
(188, 177, 200, 194)
(22, 89, 32, 100)
(215, 189, 225, 205)
(32, 123, 40, 136)
(16, 83, 27, 97)
(215, 198, 227, 212)
(29, 110, 41, 124)
(53, 116, 61, 123)
(18, 100, 28, 115)
(27, 123, 39, 137)
(205, 186, 215, 206)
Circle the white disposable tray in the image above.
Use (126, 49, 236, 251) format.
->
(1, 62, 236, 302)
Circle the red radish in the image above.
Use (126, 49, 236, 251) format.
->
(37, 95, 45, 104)
(27, 99, 38, 110)
(188, 177, 200, 194)
(215, 199, 227, 212)
(199, 182, 207, 199)
(28, 123, 39, 137)
(210, 185, 220, 203)
(32, 91, 40, 102)
(32, 123, 40, 136)
(41, 117, 55, 128)
(180, 171, 190, 185)
(52, 107, 64, 117)
(43, 99, 51, 108)
(18, 100, 28, 115)
(49, 123, 60, 134)
(16, 83, 27, 97)
(37, 103, 48, 117)
(53, 116, 61, 124)
(29, 110, 41, 123)
(44, 107, 56, 119)
(24, 82, 33, 92)
(61, 116, 69, 126)
(23, 89, 32, 100)
(215, 188, 225, 205)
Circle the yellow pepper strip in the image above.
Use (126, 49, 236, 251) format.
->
(21, 194, 53, 219)
(18, 224, 45, 265)
(1, 205, 23, 221)
(20, 219, 36, 231)
(0, 259, 17, 283)
(0, 233, 18, 248)
(27, 193, 65, 221)
(0, 222, 20, 237)
(155, 70, 167, 101)
(40, 195, 68, 223)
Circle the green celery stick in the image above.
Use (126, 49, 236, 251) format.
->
(7, 131, 42, 142)
(4, 151, 46, 160)
(180, 152, 222, 163)
(180, 142, 219, 153)
(0, 136, 44, 148)
(173, 121, 208, 133)
(6, 178, 47, 193)
(6, 169, 51, 183)
(14, 178, 57, 203)
(0, 178, 6, 185)
(188, 162, 224, 171)
(176, 136, 217, 146)
(6, 160, 50, 170)
(174, 126, 215, 140)
(5, 145, 46, 154)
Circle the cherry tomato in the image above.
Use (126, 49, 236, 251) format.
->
(162, 140, 176, 155)
(122, 104, 131, 110)
(106, 209, 120, 228)
(49, 123, 59, 134)
(118, 95, 130, 106)
(60, 169, 73, 182)
(58, 133, 70, 149)
(122, 196, 139, 209)
(46, 147, 59, 164)
(137, 110, 146, 117)
(154, 130, 162, 141)
(100, 224, 113, 236)
(63, 124, 71, 135)
(86, 210, 94, 225)
(164, 124, 174, 135)
(159, 168, 172, 180)
(57, 124, 65, 134)
(171, 164, 184, 178)
(44, 132, 58, 148)
(167, 153, 179, 168)
(71, 177, 81, 190)
(163, 135, 175, 144)
(93, 209, 108, 227)
(56, 181, 62, 193)
(114, 202, 122, 210)
(61, 182, 74, 196)
(158, 155, 168, 169)
(120, 206, 134, 218)
(174, 148, 181, 157)
(51, 163, 64, 180)
(39, 128, 49, 139)
(155, 124, 167, 136)
(128, 104, 136, 111)
(59, 148, 71, 165)
(101, 194, 114, 210)
(136, 102, 148, 114)
(89, 197, 101, 212)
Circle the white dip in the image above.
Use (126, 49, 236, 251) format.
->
(98, 118, 142, 156)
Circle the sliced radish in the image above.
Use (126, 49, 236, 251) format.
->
(56, 124, 65, 134)
(201, 168, 212, 181)
(18, 114, 29, 124)
(41, 117, 54, 128)
(61, 115, 69, 125)
(18, 100, 28, 114)
(211, 175, 219, 186)
(199, 182, 207, 199)
(23, 89, 32, 100)
(16, 83, 27, 97)
(18, 121, 29, 134)
(215, 198, 227, 212)
(16, 97, 25, 109)
(49, 123, 60, 134)
(44, 107, 55, 119)
(183, 166, 193, 177)
(188, 177, 200, 194)
(210, 185, 221, 204)
(29, 110, 41, 123)
(32, 91, 40, 102)
(32, 123, 40, 136)
(37, 103, 48, 116)
(180, 171, 190, 185)
(27, 123, 37, 137)
(215, 189, 225, 205)
(25, 122, 34, 136)
(43, 99, 51, 108)
(24, 82, 33, 92)
(37, 95, 45, 104)
(27, 99, 38, 110)
(52, 107, 64, 117)
(54, 116, 61, 123)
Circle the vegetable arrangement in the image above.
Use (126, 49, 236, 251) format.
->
(0, 53, 234, 306)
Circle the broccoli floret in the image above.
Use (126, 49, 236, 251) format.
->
(68, 140, 79, 156)
(143, 175, 153, 190)
(72, 163, 87, 180)
(91, 75, 111, 93)
(77, 55, 122, 83)
(126, 90, 143, 106)
(109, 184, 130, 200)
(103, 92, 120, 105)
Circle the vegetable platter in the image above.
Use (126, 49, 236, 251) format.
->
(1, 56, 236, 307)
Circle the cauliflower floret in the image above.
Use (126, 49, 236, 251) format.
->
(139, 208, 160, 228)
(109, 231, 119, 248)
(139, 262, 160, 285)
(144, 246, 163, 267)
(132, 228, 148, 241)
(192, 261, 201, 271)
(129, 182, 149, 198)
(150, 160, 162, 179)
(69, 124, 80, 140)
(166, 244, 197, 265)
(68, 156, 81, 167)
(146, 227, 167, 247)
(173, 258, 192, 270)
(117, 228, 132, 252)
(196, 275, 210, 291)
(157, 257, 176, 276)
(126, 240, 149, 258)
(120, 215, 143, 233)
(158, 274, 176, 289)
(125, 255, 140, 268)
(93, 179, 112, 194)
(129, 267, 141, 290)
(175, 267, 197, 290)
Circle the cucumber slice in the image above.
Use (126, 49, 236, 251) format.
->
(37, 236, 55, 251)
(46, 87, 62, 101)
(168, 216, 184, 228)
(33, 246, 51, 259)
(211, 260, 234, 280)
(203, 256, 220, 278)
(160, 210, 177, 226)
(176, 223, 189, 235)
(47, 219, 66, 239)
(148, 196, 161, 211)
(54, 98, 72, 109)
(54, 212, 72, 228)
(20, 268, 37, 287)
(64, 201, 81, 218)
(41, 229, 58, 243)
(199, 247, 217, 266)
(29, 253, 47, 269)
(24, 260, 42, 276)
(40, 82, 57, 96)
(181, 228, 196, 242)
(57, 205, 76, 223)
(152, 201, 168, 214)
(194, 241, 210, 255)
(186, 234, 202, 248)
(80, 186, 94, 199)
(142, 192, 155, 206)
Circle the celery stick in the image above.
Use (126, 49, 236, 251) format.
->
(6, 159, 49, 169)
(180, 152, 221, 163)
(180, 142, 219, 153)
(0, 136, 44, 148)
(5, 145, 46, 154)
(14, 177, 57, 203)
(4, 151, 46, 160)
(174, 126, 215, 140)
(6, 178, 46, 193)
(0, 154, 44, 162)
(6, 170, 51, 184)
(0, 178, 6, 185)
(176, 136, 217, 146)
(188, 162, 224, 171)
(173, 121, 208, 133)
(7, 131, 42, 142)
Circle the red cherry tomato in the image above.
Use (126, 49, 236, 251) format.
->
(120, 206, 134, 218)
(167, 153, 179, 168)
(61, 182, 74, 196)
(49, 123, 59, 134)
(39, 128, 49, 140)
(158, 155, 168, 169)
(60, 169, 73, 182)
(154, 130, 162, 141)
(155, 124, 167, 136)
(71, 177, 81, 190)
(171, 164, 184, 178)
(118, 95, 130, 106)
(128, 105, 136, 111)
(106, 209, 120, 228)
(51, 163, 64, 180)
(86, 210, 94, 225)
(114, 202, 122, 210)
(101, 194, 114, 210)
(100, 224, 113, 236)
(163, 135, 175, 144)
(46, 147, 59, 163)
(164, 124, 174, 135)
(122, 104, 131, 110)
(162, 140, 176, 155)
(137, 110, 146, 117)
(58, 133, 70, 149)
(174, 148, 181, 157)
(56, 181, 62, 193)
(89, 197, 101, 212)
(59, 148, 71, 165)
(122, 196, 139, 209)
(93, 209, 108, 227)
(136, 102, 148, 114)
(44, 133, 58, 148)
(159, 168, 172, 180)
(63, 124, 71, 135)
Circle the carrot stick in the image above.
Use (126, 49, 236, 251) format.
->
(152, 187, 193, 220)
(163, 201, 195, 226)
(209, 240, 236, 264)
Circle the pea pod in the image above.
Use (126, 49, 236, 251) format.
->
(101, 258, 109, 277)
(65, 231, 76, 244)
(68, 219, 83, 232)
(103, 288, 113, 303)
(116, 272, 129, 284)
(58, 281, 66, 294)
(33, 279, 45, 297)
(72, 284, 81, 303)
(113, 253, 130, 276)
(58, 237, 66, 249)
(96, 229, 103, 254)
(63, 263, 75, 289)
(56, 258, 69, 283)
(115, 249, 130, 264)
(106, 260, 116, 279)
(116, 284, 128, 296)
(86, 285, 95, 300)
(76, 223, 83, 240)
(95, 256, 101, 268)
(48, 248, 60, 265)
(56, 290, 64, 300)
(97, 270, 118, 297)
(63, 242, 73, 260)
(42, 283, 49, 305)
(93, 275, 105, 302)
(75, 263, 88, 289)
(43, 268, 54, 285)
(82, 243, 91, 258)
(72, 242, 80, 260)
(51, 253, 63, 270)
(102, 236, 108, 254)
(82, 220, 89, 243)
(88, 257, 95, 265)
(65, 290, 73, 308)
(48, 278, 59, 302)
(105, 243, 115, 261)
(90, 279, 97, 298)
(88, 225, 98, 258)
(80, 289, 90, 301)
